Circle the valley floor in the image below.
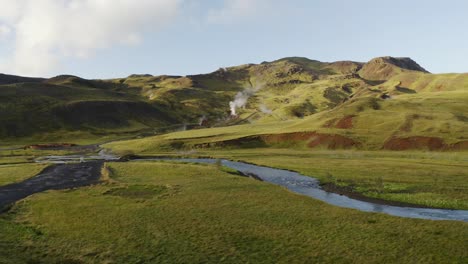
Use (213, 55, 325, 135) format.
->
(130, 148, 468, 210)
(0, 148, 467, 263)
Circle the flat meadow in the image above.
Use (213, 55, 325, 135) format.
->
(0, 161, 467, 263)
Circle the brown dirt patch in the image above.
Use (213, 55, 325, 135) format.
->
(258, 132, 360, 149)
(448, 141, 468, 151)
(193, 132, 360, 150)
(383, 136, 445, 151)
(306, 133, 359, 149)
(335, 115, 355, 129)
(260, 132, 317, 143)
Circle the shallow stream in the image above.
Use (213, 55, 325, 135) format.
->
(152, 158, 468, 222)
(29, 154, 468, 222)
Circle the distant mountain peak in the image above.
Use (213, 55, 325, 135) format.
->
(359, 56, 429, 81)
(369, 56, 428, 72)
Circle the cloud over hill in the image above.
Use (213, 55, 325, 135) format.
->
(0, 0, 182, 76)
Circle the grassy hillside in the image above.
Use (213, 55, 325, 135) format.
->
(105, 56, 467, 151)
(0, 73, 44, 85)
(358, 56, 428, 81)
(107, 57, 368, 123)
(106, 89, 468, 152)
(0, 79, 178, 143)
(1, 56, 467, 150)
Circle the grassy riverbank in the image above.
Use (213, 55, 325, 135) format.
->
(105, 147, 468, 210)
(0, 161, 467, 263)
(199, 149, 468, 209)
(0, 163, 48, 186)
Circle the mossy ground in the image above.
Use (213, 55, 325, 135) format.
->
(0, 163, 48, 186)
(105, 146, 468, 210)
(0, 161, 466, 263)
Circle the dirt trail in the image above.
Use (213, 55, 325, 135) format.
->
(0, 161, 103, 210)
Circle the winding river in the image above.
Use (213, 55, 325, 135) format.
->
(152, 158, 468, 222)
(2, 153, 467, 222)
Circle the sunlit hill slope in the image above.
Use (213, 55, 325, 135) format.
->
(1, 56, 467, 150)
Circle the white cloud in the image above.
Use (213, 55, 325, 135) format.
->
(206, 0, 271, 24)
(0, 24, 11, 39)
(0, 0, 182, 76)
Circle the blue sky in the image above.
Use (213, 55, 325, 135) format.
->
(1, 0, 467, 78)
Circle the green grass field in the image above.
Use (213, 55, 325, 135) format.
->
(105, 142, 468, 210)
(191, 149, 468, 209)
(0, 161, 467, 263)
(0, 163, 47, 186)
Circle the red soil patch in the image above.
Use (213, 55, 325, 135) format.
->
(383, 137, 445, 151)
(306, 133, 359, 149)
(193, 132, 360, 150)
(260, 132, 316, 143)
(448, 141, 468, 151)
(195, 133, 466, 151)
(335, 115, 355, 129)
(260, 132, 360, 149)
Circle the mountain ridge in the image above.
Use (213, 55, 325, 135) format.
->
(1, 56, 466, 151)
(0, 56, 429, 82)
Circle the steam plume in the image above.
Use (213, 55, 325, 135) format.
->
(259, 104, 272, 114)
(229, 82, 263, 116)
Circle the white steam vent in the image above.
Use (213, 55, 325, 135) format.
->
(229, 82, 264, 116)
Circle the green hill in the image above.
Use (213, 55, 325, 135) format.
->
(105, 57, 468, 152)
(0, 73, 44, 85)
(358, 56, 429, 81)
(105, 57, 369, 123)
(1, 56, 467, 150)
(0, 80, 178, 143)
